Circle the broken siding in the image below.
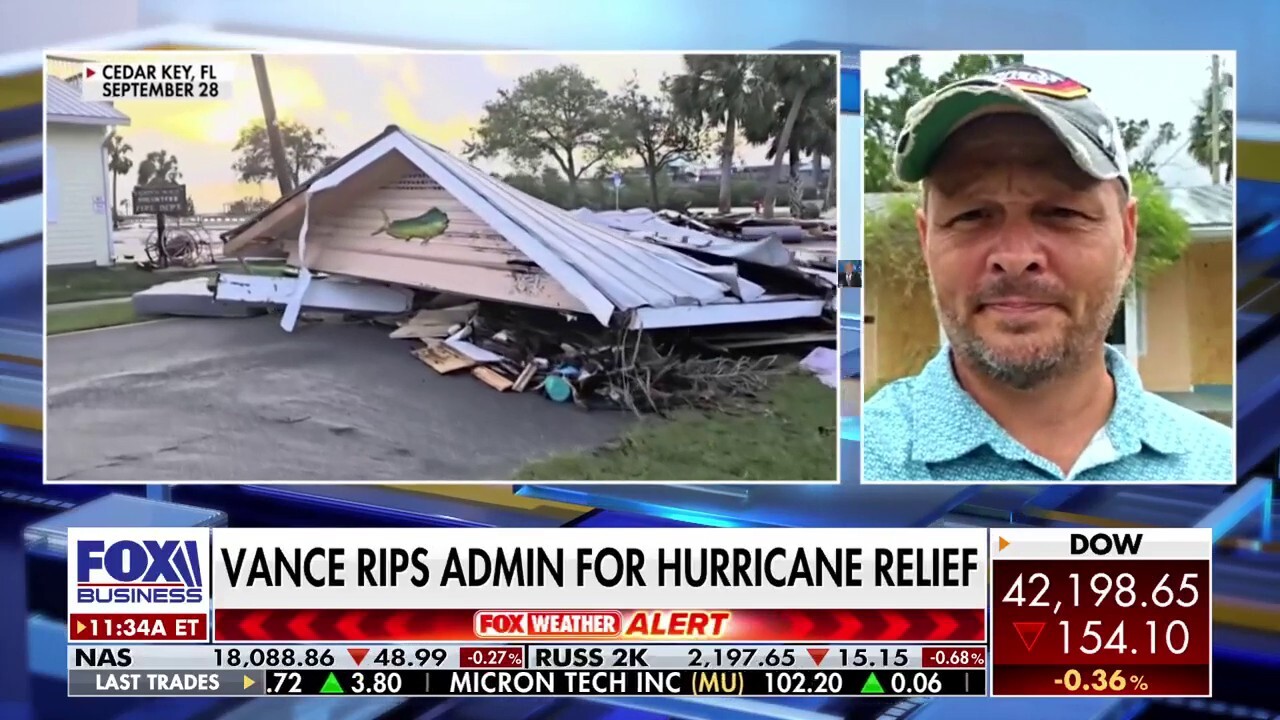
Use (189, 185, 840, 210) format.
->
(293, 169, 589, 313)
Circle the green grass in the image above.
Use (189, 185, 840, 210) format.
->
(47, 300, 145, 335)
(47, 263, 289, 305)
(514, 373, 836, 481)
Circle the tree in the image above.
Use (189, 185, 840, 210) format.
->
(232, 119, 337, 188)
(667, 55, 765, 213)
(1189, 70, 1234, 183)
(797, 96, 837, 211)
(137, 150, 182, 186)
(743, 88, 831, 217)
(611, 76, 710, 208)
(1115, 118, 1179, 178)
(464, 65, 620, 206)
(107, 134, 132, 224)
(863, 53, 1024, 192)
(743, 59, 837, 217)
(746, 55, 837, 218)
(226, 196, 271, 214)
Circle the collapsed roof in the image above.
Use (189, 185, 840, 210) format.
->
(222, 126, 827, 329)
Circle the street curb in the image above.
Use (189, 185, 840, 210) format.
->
(47, 297, 134, 310)
(47, 318, 175, 338)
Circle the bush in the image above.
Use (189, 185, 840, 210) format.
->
(864, 195, 929, 297)
(1130, 172, 1192, 287)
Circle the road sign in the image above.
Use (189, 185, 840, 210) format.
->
(133, 184, 188, 215)
(611, 172, 623, 188)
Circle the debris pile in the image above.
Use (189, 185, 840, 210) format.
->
(572, 207, 838, 296)
(693, 211, 836, 243)
(391, 301, 802, 416)
(120, 126, 847, 412)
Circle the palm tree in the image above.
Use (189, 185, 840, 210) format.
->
(1188, 71, 1234, 183)
(667, 55, 764, 214)
(802, 97, 838, 211)
(106, 133, 132, 227)
(137, 150, 183, 186)
(745, 86, 837, 218)
(748, 55, 837, 218)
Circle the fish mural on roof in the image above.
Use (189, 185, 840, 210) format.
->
(373, 207, 450, 243)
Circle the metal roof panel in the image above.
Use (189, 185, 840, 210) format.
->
(44, 75, 129, 125)
(400, 131, 766, 315)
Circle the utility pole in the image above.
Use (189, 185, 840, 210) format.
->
(1209, 54, 1221, 185)
(251, 54, 295, 196)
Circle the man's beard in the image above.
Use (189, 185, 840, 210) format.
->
(936, 274, 1125, 391)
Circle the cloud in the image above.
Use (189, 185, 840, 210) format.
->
(113, 58, 326, 146)
(355, 55, 397, 72)
(562, 54, 684, 94)
(478, 53, 683, 98)
(481, 54, 541, 78)
(99, 51, 771, 210)
(382, 83, 476, 154)
(399, 59, 423, 97)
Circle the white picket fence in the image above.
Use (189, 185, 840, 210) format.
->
(119, 213, 253, 228)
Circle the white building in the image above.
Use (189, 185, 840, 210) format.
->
(45, 75, 130, 266)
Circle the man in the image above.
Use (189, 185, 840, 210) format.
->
(864, 65, 1232, 482)
(840, 260, 862, 288)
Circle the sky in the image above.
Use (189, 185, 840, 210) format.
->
(860, 50, 1237, 188)
(79, 52, 798, 213)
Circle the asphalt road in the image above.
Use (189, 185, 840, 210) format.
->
(47, 317, 632, 482)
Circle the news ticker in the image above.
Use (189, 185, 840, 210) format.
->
(76, 61, 234, 102)
(70, 642, 983, 671)
(65, 527, 1212, 697)
(70, 668, 985, 698)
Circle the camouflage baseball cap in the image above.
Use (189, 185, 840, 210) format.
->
(894, 64, 1131, 193)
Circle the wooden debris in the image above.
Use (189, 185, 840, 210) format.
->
(390, 303, 478, 340)
(472, 366, 514, 391)
(399, 292, 836, 413)
(413, 344, 475, 374)
(512, 363, 538, 392)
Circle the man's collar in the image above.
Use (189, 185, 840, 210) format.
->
(909, 345, 1186, 464)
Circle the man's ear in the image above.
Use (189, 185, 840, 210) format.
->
(916, 207, 929, 256)
(1123, 194, 1138, 269)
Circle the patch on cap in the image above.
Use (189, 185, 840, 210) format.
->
(991, 66, 1090, 100)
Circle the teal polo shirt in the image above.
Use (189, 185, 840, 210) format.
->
(863, 346, 1234, 482)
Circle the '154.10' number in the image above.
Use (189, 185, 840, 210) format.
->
(1059, 620, 1191, 656)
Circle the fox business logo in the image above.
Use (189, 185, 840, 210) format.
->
(76, 539, 204, 605)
